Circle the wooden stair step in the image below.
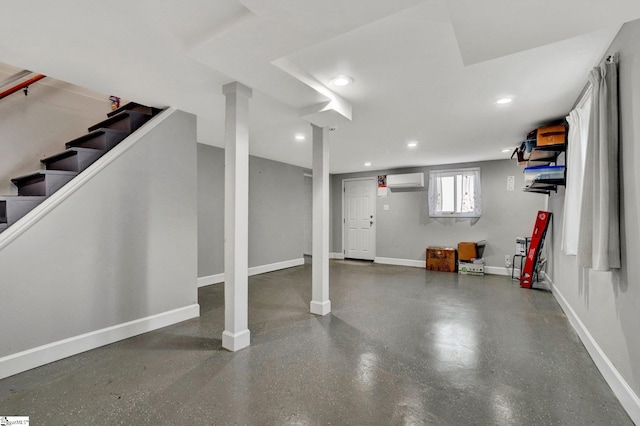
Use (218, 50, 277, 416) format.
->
(88, 110, 150, 133)
(107, 102, 162, 118)
(0, 196, 46, 226)
(65, 128, 128, 151)
(11, 170, 77, 196)
(41, 147, 105, 172)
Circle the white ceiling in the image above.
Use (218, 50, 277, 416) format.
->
(0, 1, 637, 173)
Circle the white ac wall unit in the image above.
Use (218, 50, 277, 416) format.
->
(387, 172, 424, 188)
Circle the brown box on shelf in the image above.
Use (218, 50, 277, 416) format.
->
(457, 242, 477, 261)
(426, 247, 457, 272)
(536, 125, 566, 146)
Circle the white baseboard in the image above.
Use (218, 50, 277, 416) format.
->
(249, 258, 304, 276)
(484, 266, 510, 276)
(330, 252, 345, 259)
(197, 273, 225, 287)
(374, 257, 424, 268)
(197, 258, 305, 288)
(0, 304, 200, 380)
(550, 278, 640, 424)
(373, 258, 517, 276)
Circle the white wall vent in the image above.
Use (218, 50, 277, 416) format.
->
(387, 172, 424, 188)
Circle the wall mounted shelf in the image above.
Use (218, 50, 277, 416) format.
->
(521, 143, 566, 195)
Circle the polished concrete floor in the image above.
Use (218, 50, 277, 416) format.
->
(0, 260, 633, 425)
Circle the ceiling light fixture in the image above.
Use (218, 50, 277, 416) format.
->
(495, 97, 513, 105)
(407, 141, 418, 148)
(364, 162, 372, 167)
(294, 134, 305, 141)
(331, 75, 353, 87)
(501, 148, 512, 153)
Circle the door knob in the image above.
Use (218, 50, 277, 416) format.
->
(370, 220, 374, 226)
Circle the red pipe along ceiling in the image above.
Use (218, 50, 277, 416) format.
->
(0, 74, 46, 100)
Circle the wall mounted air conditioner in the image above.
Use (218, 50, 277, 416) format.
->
(387, 172, 424, 189)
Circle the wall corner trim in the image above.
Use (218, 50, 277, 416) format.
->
(197, 258, 305, 288)
(0, 303, 199, 380)
(550, 277, 640, 424)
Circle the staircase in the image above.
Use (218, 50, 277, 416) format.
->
(0, 102, 162, 234)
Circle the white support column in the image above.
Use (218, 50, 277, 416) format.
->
(310, 124, 331, 316)
(222, 82, 252, 351)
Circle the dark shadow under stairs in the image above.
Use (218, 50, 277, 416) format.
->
(0, 102, 162, 234)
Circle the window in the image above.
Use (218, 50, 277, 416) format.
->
(428, 168, 482, 217)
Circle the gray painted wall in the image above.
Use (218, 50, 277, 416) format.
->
(0, 74, 112, 195)
(197, 144, 305, 277)
(332, 159, 546, 268)
(249, 155, 304, 267)
(0, 109, 198, 357)
(197, 144, 225, 277)
(548, 19, 640, 405)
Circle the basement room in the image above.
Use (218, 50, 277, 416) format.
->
(0, 2, 639, 424)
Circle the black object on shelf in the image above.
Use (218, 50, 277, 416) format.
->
(522, 143, 566, 194)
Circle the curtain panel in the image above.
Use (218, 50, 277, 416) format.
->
(562, 89, 591, 255)
(576, 56, 621, 271)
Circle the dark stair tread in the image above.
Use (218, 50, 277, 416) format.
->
(107, 102, 162, 118)
(41, 147, 106, 164)
(88, 110, 150, 133)
(0, 195, 48, 201)
(11, 170, 78, 196)
(11, 170, 77, 184)
(0, 196, 47, 225)
(65, 128, 128, 149)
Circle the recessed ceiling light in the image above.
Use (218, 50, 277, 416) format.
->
(407, 141, 418, 148)
(294, 134, 305, 141)
(495, 97, 513, 105)
(364, 162, 372, 167)
(501, 148, 512, 153)
(331, 75, 353, 87)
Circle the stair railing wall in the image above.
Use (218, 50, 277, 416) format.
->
(0, 108, 199, 380)
(0, 76, 110, 196)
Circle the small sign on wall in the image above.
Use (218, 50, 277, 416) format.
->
(378, 175, 388, 197)
(507, 175, 515, 191)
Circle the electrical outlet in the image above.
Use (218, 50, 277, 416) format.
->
(505, 255, 512, 267)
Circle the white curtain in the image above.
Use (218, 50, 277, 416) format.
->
(428, 171, 442, 215)
(465, 169, 482, 216)
(562, 89, 591, 255)
(577, 56, 621, 270)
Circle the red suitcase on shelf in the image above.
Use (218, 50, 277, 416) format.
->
(520, 211, 552, 289)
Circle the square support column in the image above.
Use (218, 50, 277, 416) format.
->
(222, 82, 252, 351)
(310, 124, 331, 316)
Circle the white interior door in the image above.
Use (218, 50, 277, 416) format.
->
(344, 178, 376, 260)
